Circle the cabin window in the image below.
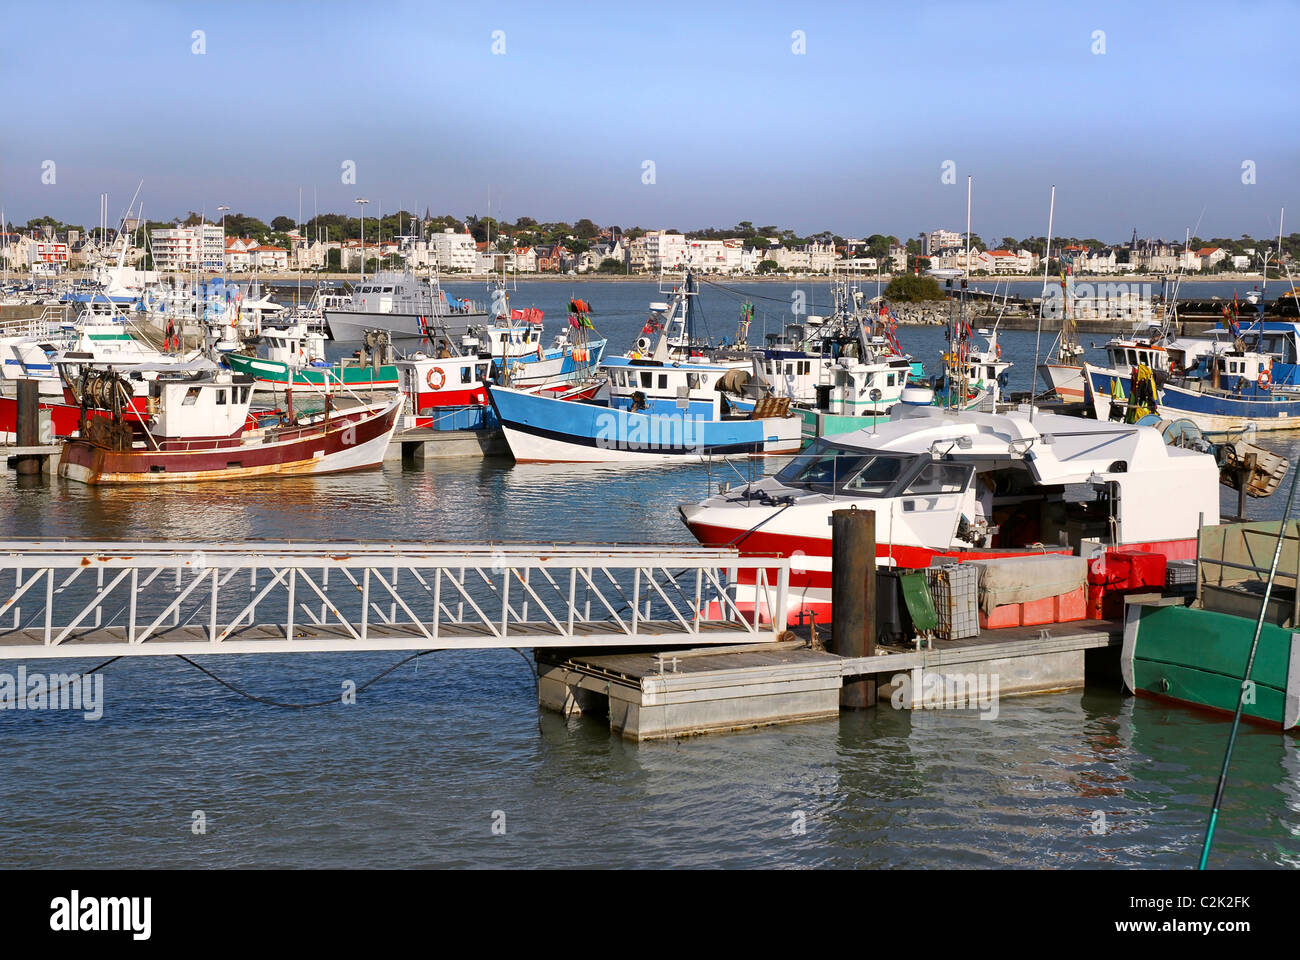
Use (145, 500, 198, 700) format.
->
(215, 389, 227, 405)
(687, 373, 701, 390)
(775, 439, 913, 498)
(887, 374, 896, 387)
(785, 364, 794, 375)
(461, 366, 473, 384)
(800, 361, 810, 375)
(641, 371, 652, 388)
(658, 374, 668, 390)
(182, 387, 200, 406)
(904, 462, 973, 496)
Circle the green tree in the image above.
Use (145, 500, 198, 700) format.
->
(757, 259, 781, 274)
(574, 218, 599, 239)
(271, 216, 296, 232)
(884, 273, 943, 302)
(596, 258, 624, 274)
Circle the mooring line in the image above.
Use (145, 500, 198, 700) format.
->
(173, 650, 439, 709)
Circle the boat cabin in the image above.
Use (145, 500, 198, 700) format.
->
(602, 356, 733, 418)
(148, 373, 256, 439)
(763, 405, 1220, 554)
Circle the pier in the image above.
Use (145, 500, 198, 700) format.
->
(537, 616, 1121, 739)
(0, 538, 1129, 741)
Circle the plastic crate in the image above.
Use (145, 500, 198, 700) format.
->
(925, 563, 980, 640)
(1165, 559, 1197, 588)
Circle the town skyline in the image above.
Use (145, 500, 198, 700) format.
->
(8, 203, 1296, 252)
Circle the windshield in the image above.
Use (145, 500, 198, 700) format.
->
(775, 439, 914, 497)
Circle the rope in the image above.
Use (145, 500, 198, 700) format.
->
(41, 657, 121, 699)
(174, 650, 440, 709)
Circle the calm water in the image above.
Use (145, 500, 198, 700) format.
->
(2, 281, 1297, 869)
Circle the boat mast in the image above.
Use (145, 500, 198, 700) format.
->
(1029, 184, 1055, 414)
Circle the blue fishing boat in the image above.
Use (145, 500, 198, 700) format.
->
(489, 351, 800, 463)
(1084, 291, 1300, 433)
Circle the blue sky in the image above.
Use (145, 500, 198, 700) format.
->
(1, 0, 1296, 242)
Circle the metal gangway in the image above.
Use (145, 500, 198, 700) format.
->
(0, 541, 791, 660)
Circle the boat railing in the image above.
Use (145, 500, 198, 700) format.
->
(1196, 520, 1300, 597)
(0, 306, 67, 340)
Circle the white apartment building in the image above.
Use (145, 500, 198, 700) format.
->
(430, 228, 476, 272)
(977, 249, 1038, 274)
(929, 247, 981, 273)
(642, 230, 689, 271)
(152, 223, 224, 271)
(253, 246, 288, 270)
(27, 239, 70, 274)
(684, 239, 730, 273)
(761, 242, 836, 274)
(925, 229, 964, 255)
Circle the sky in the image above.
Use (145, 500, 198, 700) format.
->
(1, 0, 1297, 243)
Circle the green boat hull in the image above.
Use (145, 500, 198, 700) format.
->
(226, 353, 400, 392)
(1123, 603, 1299, 730)
(797, 408, 892, 441)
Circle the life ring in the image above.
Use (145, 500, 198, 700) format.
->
(426, 367, 446, 390)
(1259, 365, 1272, 390)
(995, 343, 1002, 359)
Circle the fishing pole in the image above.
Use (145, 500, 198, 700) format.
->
(1197, 455, 1300, 868)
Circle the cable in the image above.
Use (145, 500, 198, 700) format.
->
(174, 649, 439, 709)
(42, 656, 120, 699)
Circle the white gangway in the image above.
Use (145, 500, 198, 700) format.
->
(0, 541, 791, 660)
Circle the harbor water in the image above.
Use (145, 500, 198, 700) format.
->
(1, 280, 1297, 869)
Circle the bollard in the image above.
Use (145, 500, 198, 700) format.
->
(831, 507, 876, 708)
(15, 378, 40, 477)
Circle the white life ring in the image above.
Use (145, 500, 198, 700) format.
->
(426, 367, 446, 390)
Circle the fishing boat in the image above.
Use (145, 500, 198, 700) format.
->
(679, 403, 1227, 624)
(394, 352, 496, 430)
(225, 323, 400, 399)
(1083, 344, 1300, 433)
(1122, 518, 1300, 731)
(931, 328, 1012, 411)
(471, 301, 607, 392)
(490, 320, 800, 464)
(323, 270, 487, 344)
(1123, 604, 1298, 731)
(1037, 271, 1088, 402)
(58, 368, 401, 484)
(734, 281, 919, 438)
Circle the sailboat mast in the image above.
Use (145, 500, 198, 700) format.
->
(1029, 184, 1056, 415)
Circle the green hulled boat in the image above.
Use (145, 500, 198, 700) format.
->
(225, 351, 399, 394)
(1123, 603, 1299, 731)
(224, 322, 400, 396)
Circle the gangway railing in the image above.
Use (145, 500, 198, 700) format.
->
(0, 542, 790, 659)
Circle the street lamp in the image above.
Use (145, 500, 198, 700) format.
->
(217, 204, 229, 277)
(354, 197, 370, 280)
